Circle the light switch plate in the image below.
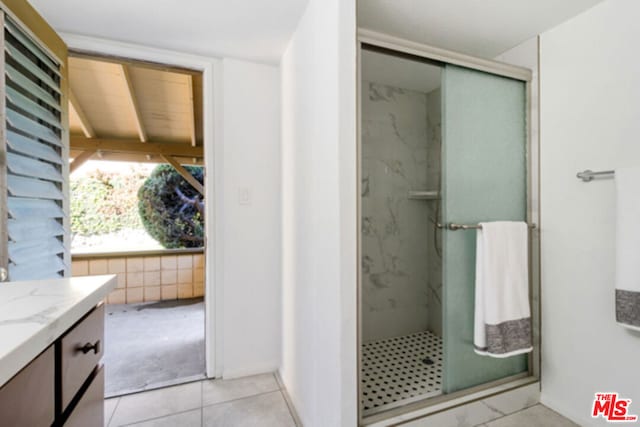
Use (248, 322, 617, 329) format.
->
(238, 187, 251, 205)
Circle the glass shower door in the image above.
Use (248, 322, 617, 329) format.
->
(441, 64, 528, 393)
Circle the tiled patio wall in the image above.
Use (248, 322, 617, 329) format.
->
(72, 251, 205, 304)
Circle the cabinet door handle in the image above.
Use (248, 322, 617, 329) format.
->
(79, 340, 100, 355)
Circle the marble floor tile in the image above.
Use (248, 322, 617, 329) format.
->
(203, 390, 295, 427)
(109, 381, 202, 426)
(482, 405, 579, 427)
(383, 383, 539, 427)
(104, 397, 119, 426)
(126, 409, 202, 427)
(202, 373, 279, 407)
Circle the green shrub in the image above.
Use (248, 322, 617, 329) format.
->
(137, 164, 204, 249)
(71, 169, 146, 236)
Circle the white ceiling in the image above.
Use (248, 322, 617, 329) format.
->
(28, 0, 604, 67)
(361, 49, 441, 93)
(28, 0, 309, 64)
(358, 0, 604, 58)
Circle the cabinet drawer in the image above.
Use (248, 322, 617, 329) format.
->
(61, 304, 105, 410)
(0, 345, 54, 427)
(64, 366, 104, 427)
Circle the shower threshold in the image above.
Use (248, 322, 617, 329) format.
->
(361, 330, 443, 416)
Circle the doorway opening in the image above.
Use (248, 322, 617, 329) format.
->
(67, 52, 207, 397)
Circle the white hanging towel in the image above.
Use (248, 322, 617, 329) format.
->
(615, 168, 640, 331)
(474, 221, 532, 357)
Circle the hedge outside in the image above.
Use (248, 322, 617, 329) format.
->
(71, 169, 146, 236)
(137, 164, 204, 249)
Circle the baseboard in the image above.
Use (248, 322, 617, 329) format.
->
(221, 364, 279, 380)
(275, 371, 304, 427)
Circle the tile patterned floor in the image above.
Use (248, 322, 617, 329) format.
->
(105, 373, 298, 427)
(361, 331, 443, 416)
(104, 374, 578, 427)
(476, 405, 580, 427)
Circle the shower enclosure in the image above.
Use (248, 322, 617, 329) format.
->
(358, 36, 539, 421)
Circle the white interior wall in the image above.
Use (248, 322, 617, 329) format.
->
(221, 58, 281, 378)
(280, 0, 357, 425)
(539, 0, 640, 424)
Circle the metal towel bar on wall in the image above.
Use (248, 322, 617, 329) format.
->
(436, 223, 537, 231)
(576, 169, 615, 182)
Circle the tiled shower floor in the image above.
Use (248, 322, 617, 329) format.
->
(361, 331, 443, 415)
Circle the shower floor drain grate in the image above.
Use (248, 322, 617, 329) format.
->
(361, 331, 443, 415)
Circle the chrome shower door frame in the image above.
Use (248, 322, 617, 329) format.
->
(356, 29, 540, 425)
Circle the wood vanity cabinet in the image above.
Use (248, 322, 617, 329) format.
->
(0, 345, 55, 426)
(60, 305, 105, 414)
(0, 304, 105, 426)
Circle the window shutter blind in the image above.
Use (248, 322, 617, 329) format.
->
(2, 15, 66, 281)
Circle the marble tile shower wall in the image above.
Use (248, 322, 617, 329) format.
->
(425, 89, 443, 338)
(362, 81, 442, 342)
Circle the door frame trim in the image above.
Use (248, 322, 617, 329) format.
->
(61, 32, 224, 378)
(358, 28, 532, 82)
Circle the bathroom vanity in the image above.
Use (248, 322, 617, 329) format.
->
(0, 275, 116, 426)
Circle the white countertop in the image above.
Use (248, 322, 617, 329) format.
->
(0, 275, 116, 388)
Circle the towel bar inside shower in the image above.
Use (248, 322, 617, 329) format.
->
(436, 223, 537, 231)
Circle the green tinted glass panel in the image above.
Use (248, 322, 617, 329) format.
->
(441, 64, 527, 393)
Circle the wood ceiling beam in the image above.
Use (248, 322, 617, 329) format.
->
(161, 155, 204, 196)
(69, 151, 203, 165)
(70, 136, 203, 158)
(187, 74, 197, 147)
(120, 64, 148, 142)
(70, 150, 96, 174)
(68, 89, 96, 138)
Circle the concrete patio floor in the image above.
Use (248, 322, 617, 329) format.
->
(104, 297, 205, 397)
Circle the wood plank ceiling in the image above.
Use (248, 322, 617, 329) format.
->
(68, 55, 204, 172)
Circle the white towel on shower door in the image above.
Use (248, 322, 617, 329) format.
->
(474, 221, 532, 358)
(615, 168, 640, 331)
